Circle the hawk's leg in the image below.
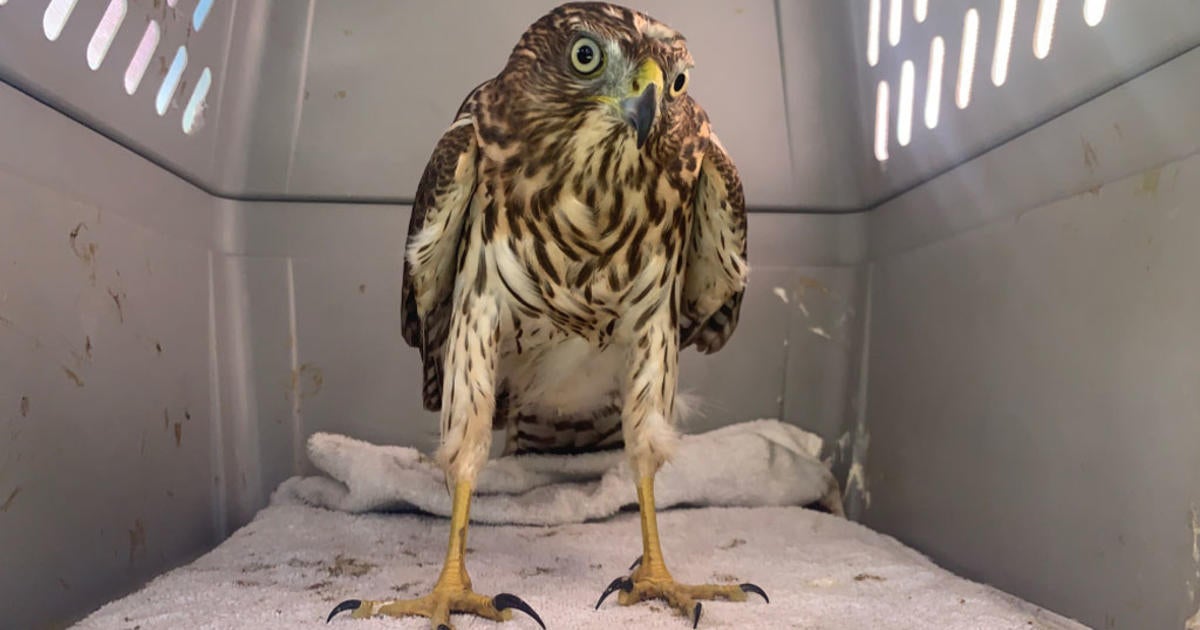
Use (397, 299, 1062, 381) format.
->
(329, 294, 542, 629)
(596, 320, 767, 627)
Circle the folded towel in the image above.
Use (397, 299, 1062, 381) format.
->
(273, 419, 844, 525)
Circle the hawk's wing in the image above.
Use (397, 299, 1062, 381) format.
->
(401, 94, 482, 411)
(680, 133, 748, 354)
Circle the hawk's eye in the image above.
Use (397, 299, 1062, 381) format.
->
(570, 37, 603, 75)
(669, 70, 689, 98)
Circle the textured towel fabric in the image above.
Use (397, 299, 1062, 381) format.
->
(274, 419, 846, 525)
(73, 504, 1085, 630)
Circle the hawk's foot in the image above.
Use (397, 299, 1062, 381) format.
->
(595, 558, 768, 628)
(327, 483, 543, 628)
(327, 587, 543, 630)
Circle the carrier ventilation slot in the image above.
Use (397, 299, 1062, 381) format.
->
(124, 20, 159, 95)
(86, 0, 126, 71)
(33, 0, 217, 136)
(956, 8, 980, 110)
(925, 36, 945, 129)
(42, 0, 78, 41)
(873, 0, 1110, 162)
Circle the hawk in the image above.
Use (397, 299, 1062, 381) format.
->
(329, 3, 761, 627)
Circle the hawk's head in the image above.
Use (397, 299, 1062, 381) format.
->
(497, 2, 697, 153)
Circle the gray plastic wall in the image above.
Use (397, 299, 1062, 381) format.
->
(1, 1, 1199, 629)
(858, 47, 1200, 630)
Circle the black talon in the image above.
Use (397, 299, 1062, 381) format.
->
(326, 599, 361, 623)
(595, 577, 633, 609)
(740, 583, 770, 603)
(628, 555, 643, 571)
(494, 593, 546, 629)
(692, 602, 703, 629)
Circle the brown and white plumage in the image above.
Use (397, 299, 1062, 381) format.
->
(402, 2, 747, 474)
(334, 4, 756, 626)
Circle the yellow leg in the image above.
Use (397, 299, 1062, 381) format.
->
(435, 481, 474, 593)
(327, 482, 543, 629)
(596, 475, 769, 627)
(634, 473, 673, 583)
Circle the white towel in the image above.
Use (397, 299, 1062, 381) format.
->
(74, 504, 1085, 630)
(273, 419, 845, 525)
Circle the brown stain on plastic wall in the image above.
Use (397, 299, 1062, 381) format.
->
(128, 519, 146, 565)
(19, 396, 29, 417)
(1082, 138, 1099, 173)
(62, 366, 84, 388)
(0, 487, 20, 512)
(69, 223, 99, 286)
(797, 277, 832, 295)
(174, 422, 182, 447)
(108, 288, 126, 323)
(289, 363, 325, 400)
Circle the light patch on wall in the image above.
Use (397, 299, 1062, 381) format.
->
(0, 1, 9, 7)
(991, 0, 1017, 86)
(1083, 0, 1106, 27)
(182, 67, 212, 135)
(888, 0, 903, 46)
(914, 0, 927, 23)
(87, 0, 127, 71)
(867, 0, 881, 66)
(1191, 506, 1199, 564)
(874, 80, 890, 162)
(957, 9, 980, 110)
(43, 0, 79, 41)
(925, 36, 945, 129)
(897, 60, 915, 147)
(846, 462, 869, 506)
(844, 421, 872, 519)
(124, 20, 159, 95)
(156, 46, 188, 116)
(1034, 0, 1059, 59)
(193, 0, 214, 31)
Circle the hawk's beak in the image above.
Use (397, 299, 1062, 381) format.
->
(622, 59, 664, 150)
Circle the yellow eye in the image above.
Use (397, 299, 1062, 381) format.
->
(570, 37, 604, 75)
(669, 70, 689, 98)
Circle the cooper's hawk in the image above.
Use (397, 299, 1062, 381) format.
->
(329, 3, 761, 627)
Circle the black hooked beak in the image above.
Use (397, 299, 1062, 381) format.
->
(622, 83, 658, 150)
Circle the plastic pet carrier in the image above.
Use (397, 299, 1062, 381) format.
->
(1, 1, 1198, 629)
